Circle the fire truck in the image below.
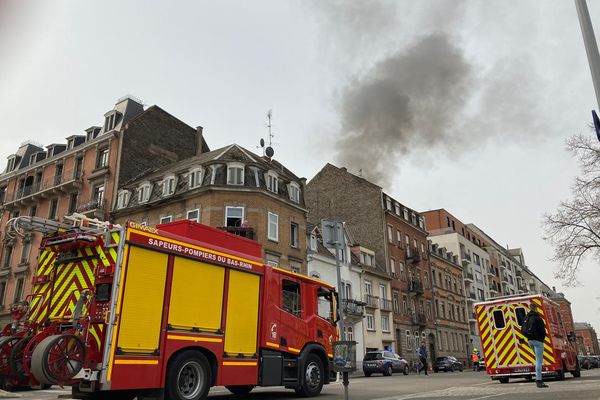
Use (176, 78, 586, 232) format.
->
(474, 294, 580, 383)
(0, 215, 339, 399)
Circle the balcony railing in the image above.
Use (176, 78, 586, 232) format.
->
(500, 261, 507, 270)
(502, 275, 509, 283)
(405, 248, 421, 263)
(342, 299, 366, 317)
(465, 272, 474, 282)
(467, 292, 476, 300)
(461, 252, 472, 262)
(409, 279, 424, 295)
(379, 298, 392, 311)
(218, 226, 255, 240)
(411, 312, 427, 326)
(487, 268, 496, 277)
(77, 198, 107, 213)
(5, 170, 83, 204)
(364, 294, 379, 309)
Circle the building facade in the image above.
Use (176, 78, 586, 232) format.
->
(574, 322, 600, 355)
(429, 242, 470, 366)
(0, 96, 205, 325)
(112, 144, 308, 274)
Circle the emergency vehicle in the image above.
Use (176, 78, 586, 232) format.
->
(0, 215, 339, 399)
(474, 294, 580, 383)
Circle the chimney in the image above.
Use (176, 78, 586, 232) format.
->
(552, 286, 556, 292)
(196, 126, 204, 156)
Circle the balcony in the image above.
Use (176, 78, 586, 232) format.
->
(487, 268, 496, 278)
(468, 312, 477, 322)
(408, 279, 424, 295)
(342, 299, 366, 318)
(502, 275, 509, 283)
(218, 226, 255, 240)
(464, 272, 474, 283)
(3, 171, 83, 207)
(515, 269, 522, 277)
(467, 292, 476, 302)
(500, 261, 507, 270)
(364, 294, 379, 309)
(461, 252, 471, 263)
(77, 198, 107, 219)
(405, 248, 421, 264)
(411, 312, 427, 327)
(379, 298, 392, 312)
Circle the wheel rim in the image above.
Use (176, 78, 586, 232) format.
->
(177, 360, 204, 399)
(0, 337, 21, 373)
(45, 335, 85, 382)
(305, 361, 321, 391)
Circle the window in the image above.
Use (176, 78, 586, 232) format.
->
(74, 157, 83, 178)
(20, 241, 31, 264)
(406, 330, 412, 350)
(317, 287, 334, 322)
(266, 171, 278, 193)
(289, 182, 301, 203)
(282, 280, 301, 317)
(225, 206, 244, 227)
(402, 294, 408, 315)
(424, 272, 428, 289)
(389, 257, 396, 275)
(49, 198, 59, 219)
(96, 148, 109, 169)
(105, 112, 118, 131)
(386, 198, 392, 210)
(189, 168, 203, 189)
(2, 247, 13, 269)
(13, 277, 24, 303)
(364, 281, 372, 297)
(0, 281, 5, 307)
(30, 205, 37, 217)
(492, 309, 506, 329)
(342, 282, 352, 300)
(290, 223, 299, 248)
(116, 190, 130, 209)
(309, 234, 317, 251)
(387, 225, 393, 243)
(393, 292, 400, 313)
(366, 314, 375, 331)
(346, 326, 354, 341)
(93, 185, 104, 206)
(515, 307, 526, 326)
(396, 230, 402, 246)
(227, 163, 244, 185)
(400, 262, 405, 280)
(163, 176, 176, 196)
(68, 193, 78, 214)
(381, 315, 390, 332)
(268, 212, 279, 241)
(411, 213, 417, 225)
(187, 209, 200, 222)
(405, 235, 410, 256)
(159, 216, 172, 224)
(138, 183, 151, 203)
(394, 203, 401, 215)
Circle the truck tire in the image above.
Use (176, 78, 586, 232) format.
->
(9, 336, 31, 380)
(165, 350, 211, 400)
(31, 334, 86, 385)
(572, 358, 581, 378)
(225, 385, 254, 395)
(498, 377, 509, 384)
(296, 353, 324, 397)
(556, 365, 565, 381)
(383, 364, 393, 376)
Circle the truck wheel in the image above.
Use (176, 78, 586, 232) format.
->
(557, 366, 565, 381)
(9, 336, 31, 380)
(165, 350, 211, 400)
(31, 334, 86, 385)
(296, 354, 324, 397)
(498, 377, 509, 384)
(225, 385, 254, 395)
(572, 359, 581, 378)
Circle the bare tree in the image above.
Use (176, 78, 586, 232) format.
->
(544, 133, 600, 285)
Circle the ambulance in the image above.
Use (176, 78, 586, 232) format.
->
(474, 294, 580, 383)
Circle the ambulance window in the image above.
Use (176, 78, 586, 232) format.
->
(317, 287, 334, 323)
(282, 280, 301, 318)
(492, 310, 506, 329)
(515, 307, 526, 326)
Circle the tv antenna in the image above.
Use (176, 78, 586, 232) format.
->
(258, 109, 275, 159)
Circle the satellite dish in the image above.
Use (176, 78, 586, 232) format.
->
(265, 146, 274, 158)
(260, 138, 265, 147)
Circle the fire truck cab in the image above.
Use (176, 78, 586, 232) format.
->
(474, 294, 580, 383)
(0, 216, 338, 400)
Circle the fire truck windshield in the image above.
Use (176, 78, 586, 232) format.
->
(317, 287, 336, 325)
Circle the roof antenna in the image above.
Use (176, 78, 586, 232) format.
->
(264, 110, 275, 159)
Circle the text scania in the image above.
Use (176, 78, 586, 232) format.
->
(147, 238, 253, 269)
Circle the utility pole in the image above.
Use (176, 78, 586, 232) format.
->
(575, 0, 600, 112)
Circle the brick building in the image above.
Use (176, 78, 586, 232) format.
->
(0, 96, 207, 325)
(574, 322, 600, 355)
(306, 164, 435, 360)
(111, 144, 309, 274)
(428, 242, 470, 366)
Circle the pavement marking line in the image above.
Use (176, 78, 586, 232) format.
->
(470, 394, 506, 400)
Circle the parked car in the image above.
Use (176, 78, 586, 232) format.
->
(589, 356, 600, 368)
(433, 356, 464, 373)
(362, 351, 409, 377)
(578, 355, 591, 370)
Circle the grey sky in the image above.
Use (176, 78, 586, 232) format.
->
(1, 1, 599, 332)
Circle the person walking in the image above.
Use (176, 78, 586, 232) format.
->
(471, 350, 480, 371)
(417, 341, 428, 375)
(522, 301, 548, 388)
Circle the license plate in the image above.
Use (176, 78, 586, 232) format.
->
(513, 367, 530, 373)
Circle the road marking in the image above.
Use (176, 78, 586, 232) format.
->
(471, 394, 506, 400)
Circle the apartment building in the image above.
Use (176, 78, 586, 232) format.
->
(0, 96, 205, 324)
(111, 144, 308, 273)
(306, 223, 366, 364)
(575, 322, 600, 355)
(306, 164, 435, 359)
(429, 242, 470, 366)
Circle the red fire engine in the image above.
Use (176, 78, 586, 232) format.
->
(474, 294, 580, 383)
(0, 215, 339, 399)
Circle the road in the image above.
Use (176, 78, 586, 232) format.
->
(6, 368, 600, 400)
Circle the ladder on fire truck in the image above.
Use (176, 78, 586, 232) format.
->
(5, 213, 121, 245)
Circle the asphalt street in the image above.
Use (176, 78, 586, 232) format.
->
(5, 368, 600, 400)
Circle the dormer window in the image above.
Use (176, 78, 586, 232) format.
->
(266, 171, 278, 193)
(227, 163, 244, 185)
(104, 112, 119, 131)
(138, 182, 152, 203)
(288, 182, 301, 203)
(29, 153, 37, 165)
(67, 138, 74, 150)
(6, 156, 16, 172)
(189, 168, 203, 189)
(117, 190, 131, 209)
(163, 175, 177, 196)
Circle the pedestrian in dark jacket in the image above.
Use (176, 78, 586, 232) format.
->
(418, 341, 428, 375)
(523, 302, 548, 388)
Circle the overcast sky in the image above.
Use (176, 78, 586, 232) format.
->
(1, 1, 599, 334)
